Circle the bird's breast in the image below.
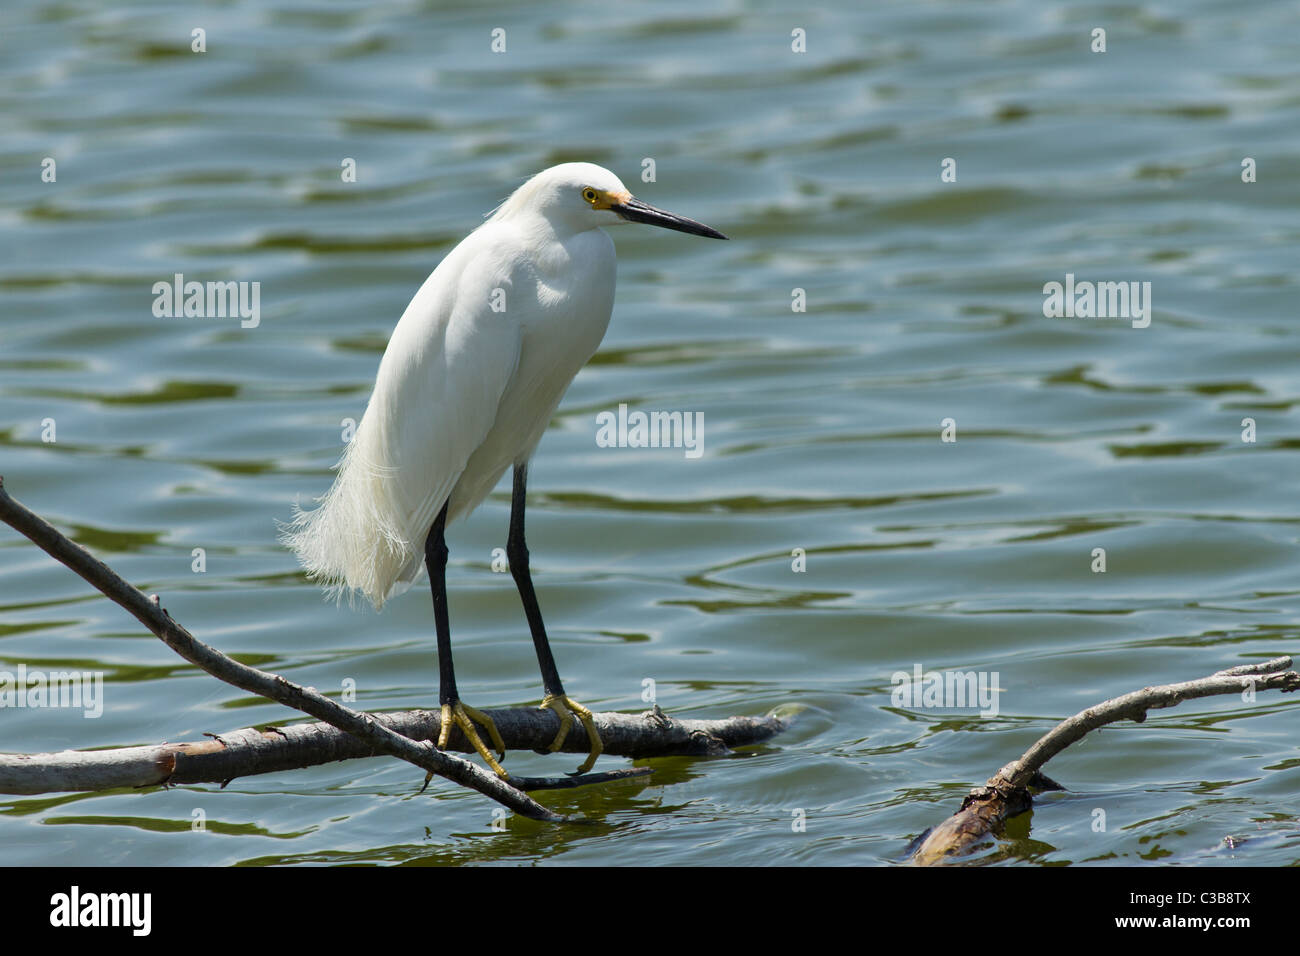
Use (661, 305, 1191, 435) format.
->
(516, 227, 616, 355)
(446, 228, 617, 514)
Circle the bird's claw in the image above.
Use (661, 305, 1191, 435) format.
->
(539, 693, 603, 774)
(438, 700, 508, 777)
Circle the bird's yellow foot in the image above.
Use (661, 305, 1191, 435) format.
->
(437, 700, 508, 777)
(539, 693, 603, 774)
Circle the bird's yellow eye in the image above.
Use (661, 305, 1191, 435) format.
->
(581, 187, 600, 205)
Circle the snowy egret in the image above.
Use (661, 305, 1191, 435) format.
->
(283, 163, 727, 776)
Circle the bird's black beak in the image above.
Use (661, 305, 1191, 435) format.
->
(612, 197, 728, 240)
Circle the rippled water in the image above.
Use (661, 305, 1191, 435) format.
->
(2, 0, 1298, 866)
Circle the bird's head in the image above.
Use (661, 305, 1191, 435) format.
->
(493, 162, 728, 240)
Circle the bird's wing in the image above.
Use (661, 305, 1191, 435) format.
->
(282, 227, 523, 609)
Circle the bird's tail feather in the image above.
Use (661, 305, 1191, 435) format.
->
(279, 432, 429, 611)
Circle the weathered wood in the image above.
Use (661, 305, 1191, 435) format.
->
(0, 706, 788, 794)
(0, 476, 788, 818)
(910, 657, 1300, 864)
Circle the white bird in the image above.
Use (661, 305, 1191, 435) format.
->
(283, 162, 727, 776)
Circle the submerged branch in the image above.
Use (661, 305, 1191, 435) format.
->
(0, 706, 787, 795)
(0, 477, 786, 816)
(910, 657, 1300, 864)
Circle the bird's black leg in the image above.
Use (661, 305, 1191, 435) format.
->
(509, 463, 603, 772)
(508, 464, 563, 698)
(425, 502, 457, 705)
(425, 501, 507, 776)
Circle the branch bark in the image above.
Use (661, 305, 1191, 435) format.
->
(0, 706, 787, 794)
(0, 477, 787, 817)
(909, 657, 1300, 864)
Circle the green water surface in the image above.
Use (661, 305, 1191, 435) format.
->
(1, 0, 1298, 866)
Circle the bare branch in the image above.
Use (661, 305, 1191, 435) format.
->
(0, 706, 788, 794)
(0, 477, 578, 818)
(910, 657, 1300, 865)
(0, 477, 785, 817)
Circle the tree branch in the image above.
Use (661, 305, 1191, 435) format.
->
(0, 706, 787, 794)
(909, 657, 1300, 864)
(0, 477, 787, 817)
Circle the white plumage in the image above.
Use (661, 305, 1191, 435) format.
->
(282, 162, 622, 608)
(281, 162, 726, 776)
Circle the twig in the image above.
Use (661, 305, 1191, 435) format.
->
(909, 657, 1300, 864)
(0, 707, 788, 794)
